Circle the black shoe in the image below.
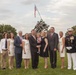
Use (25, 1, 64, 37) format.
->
(32, 67, 38, 69)
(16, 67, 21, 69)
(37, 52, 40, 54)
(51, 65, 56, 69)
(2, 68, 6, 70)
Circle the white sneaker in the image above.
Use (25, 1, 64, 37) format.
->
(68, 68, 71, 70)
(73, 68, 76, 70)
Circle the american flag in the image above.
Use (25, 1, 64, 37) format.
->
(34, 5, 37, 17)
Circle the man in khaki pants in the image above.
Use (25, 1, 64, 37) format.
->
(0, 49, 2, 68)
(0, 41, 2, 68)
(1, 32, 8, 70)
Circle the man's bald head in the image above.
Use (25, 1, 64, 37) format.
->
(18, 31, 22, 36)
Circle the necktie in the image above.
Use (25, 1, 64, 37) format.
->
(50, 33, 53, 38)
(5, 39, 7, 49)
(19, 36, 22, 43)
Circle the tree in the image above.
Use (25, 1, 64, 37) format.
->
(0, 24, 17, 40)
(72, 25, 76, 35)
(66, 25, 76, 36)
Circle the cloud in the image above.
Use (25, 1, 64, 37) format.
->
(0, 8, 14, 20)
(21, 0, 39, 5)
(0, 0, 13, 7)
(0, 9, 12, 14)
(45, 0, 76, 32)
(0, 0, 76, 34)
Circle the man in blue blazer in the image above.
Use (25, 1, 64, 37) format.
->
(14, 31, 23, 68)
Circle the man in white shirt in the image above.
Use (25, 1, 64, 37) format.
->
(1, 32, 8, 70)
(0, 40, 1, 51)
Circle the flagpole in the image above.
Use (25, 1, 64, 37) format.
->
(36, 6, 43, 20)
(34, 5, 43, 21)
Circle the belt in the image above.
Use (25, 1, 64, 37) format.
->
(2, 49, 7, 51)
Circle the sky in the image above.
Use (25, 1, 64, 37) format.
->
(0, 0, 76, 34)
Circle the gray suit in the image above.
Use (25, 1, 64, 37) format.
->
(48, 33, 58, 50)
(47, 32, 59, 68)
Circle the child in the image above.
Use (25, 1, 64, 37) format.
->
(37, 33, 41, 54)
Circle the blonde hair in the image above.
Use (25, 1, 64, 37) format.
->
(59, 31, 63, 35)
(41, 31, 47, 37)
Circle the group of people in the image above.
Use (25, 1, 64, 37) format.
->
(0, 27, 76, 70)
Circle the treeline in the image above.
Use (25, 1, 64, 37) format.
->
(0, 24, 76, 40)
(0, 24, 17, 39)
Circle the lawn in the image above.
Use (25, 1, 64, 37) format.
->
(0, 52, 76, 75)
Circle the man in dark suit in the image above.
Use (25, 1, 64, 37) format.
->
(14, 31, 23, 68)
(29, 29, 39, 69)
(47, 27, 59, 69)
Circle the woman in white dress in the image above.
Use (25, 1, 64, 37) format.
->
(22, 33, 31, 69)
(7, 32, 15, 70)
(59, 31, 65, 69)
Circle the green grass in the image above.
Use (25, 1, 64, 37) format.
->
(0, 52, 76, 75)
